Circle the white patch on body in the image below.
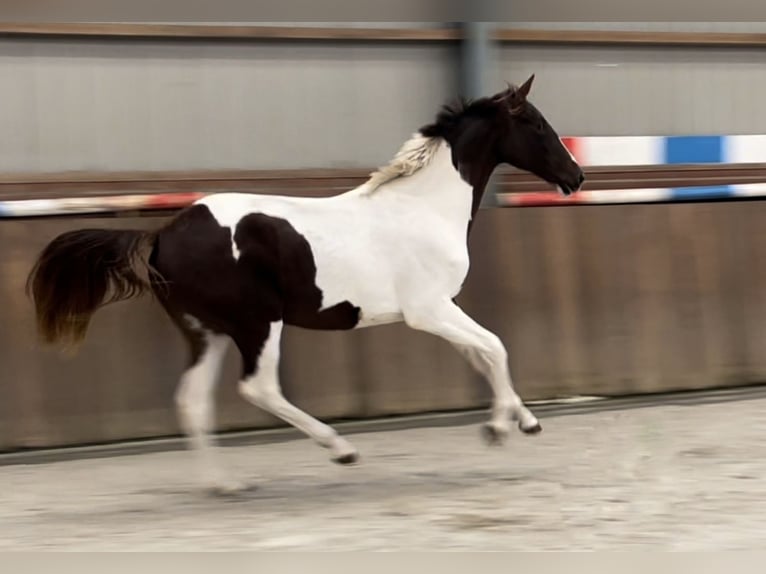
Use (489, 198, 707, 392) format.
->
(198, 138, 473, 328)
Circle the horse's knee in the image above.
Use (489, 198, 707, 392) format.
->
(484, 334, 508, 365)
(466, 333, 507, 372)
(237, 380, 258, 403)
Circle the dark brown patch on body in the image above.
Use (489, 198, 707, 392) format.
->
(233, 213, 361, 330)
(150, 204, 360, 376)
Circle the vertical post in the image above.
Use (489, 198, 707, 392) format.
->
(460, 21, 497, 208)
(459, 20, 496, 403)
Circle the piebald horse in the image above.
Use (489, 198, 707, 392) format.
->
(27, 74, 584, 493)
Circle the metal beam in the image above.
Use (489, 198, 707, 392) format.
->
(459, 21, 497, 208)
(460, 22, 492, 99)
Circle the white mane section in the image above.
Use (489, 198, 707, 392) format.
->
(360, 132, 442, 193)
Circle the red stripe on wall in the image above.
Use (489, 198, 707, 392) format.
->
(560, 137, 583, 163)
(499, 192, 583, 207)
(146, 192, 205, 209)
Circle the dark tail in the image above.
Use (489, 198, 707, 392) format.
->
(26, 228, 161, 351)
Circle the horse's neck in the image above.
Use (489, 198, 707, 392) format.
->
(366, 142, 480, 236)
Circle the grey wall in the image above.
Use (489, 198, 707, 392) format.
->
(0, 38, 457, 173)
(2, 23, 766, 174)
(494, 22, 766, 136)
(493, 44, 766, 136)
(509, 22, 766, 32)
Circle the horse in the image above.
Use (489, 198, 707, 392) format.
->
(26, 74, 584, 494)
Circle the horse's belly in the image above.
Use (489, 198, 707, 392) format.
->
(309, 254, 403, 326)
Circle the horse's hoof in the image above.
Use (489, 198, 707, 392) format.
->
(480, 423, 509, 446)
(333, 452, 360, 465)
(520, 421, 543, 435)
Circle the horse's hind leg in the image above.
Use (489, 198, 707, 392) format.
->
(171, 317, 239, 493)
(235, 320, 359, 464)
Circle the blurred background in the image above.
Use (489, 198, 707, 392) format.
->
(2, 21, 766, 453)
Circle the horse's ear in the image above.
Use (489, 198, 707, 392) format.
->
(518, 74, 535, 98)
(492, 83, 514, 104)
(493, 75, 534, 115)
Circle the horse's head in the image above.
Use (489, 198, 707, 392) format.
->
(492, 75, 585, 196)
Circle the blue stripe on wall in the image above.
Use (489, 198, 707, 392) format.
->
(670, 185, 734, 201)
(665, 136, 732, 198)
(664, 135, 724, 164)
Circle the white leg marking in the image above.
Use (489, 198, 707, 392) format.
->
(175, 333, 237, 491)
(238, 321, 358, 464)
(404, 299, 539, 440)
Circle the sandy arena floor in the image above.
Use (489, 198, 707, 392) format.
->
(2, 396, 766, 550)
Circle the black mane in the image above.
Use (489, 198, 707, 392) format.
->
(419, 95, 504, 140)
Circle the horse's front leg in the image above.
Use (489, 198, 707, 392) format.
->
(403, 298, 541, 444)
